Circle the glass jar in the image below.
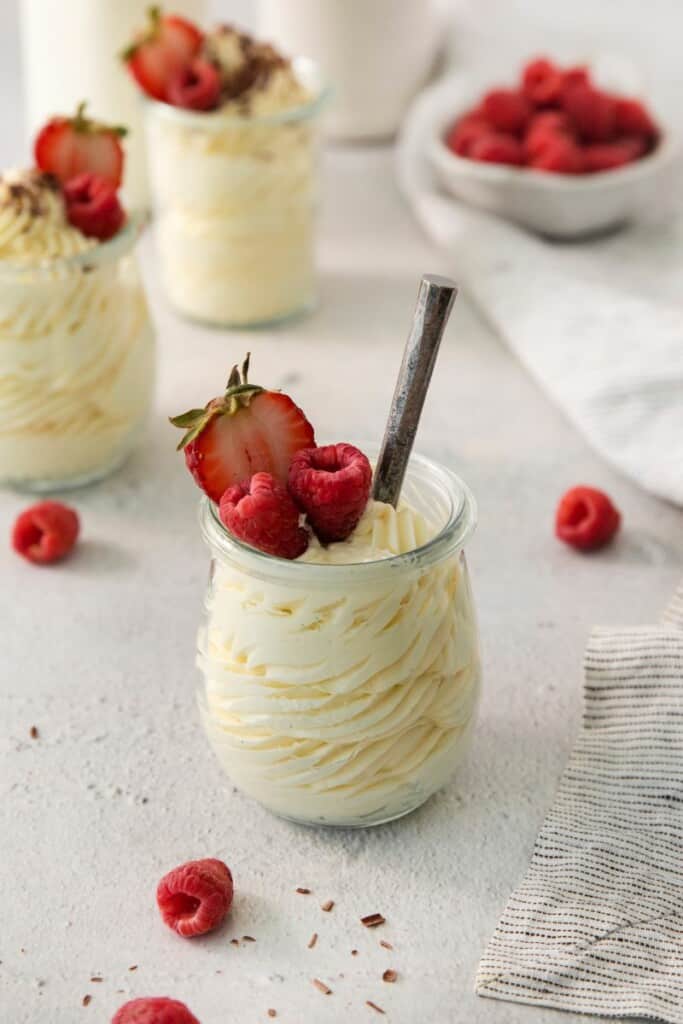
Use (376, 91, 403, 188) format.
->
(196, 451, 481, 828)
(0, 215, 155, 492)
(144, 59, 329, 327)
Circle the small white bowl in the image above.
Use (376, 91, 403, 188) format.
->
(428, 95, 677, 239)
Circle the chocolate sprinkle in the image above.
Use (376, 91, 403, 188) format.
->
(267, 1011, 277, 1019)
(312, 979, 332, 995)
(321, 900, 334, 912)
(82, 995, 92, 1007)
(307, 932, 318, 949)
(361, 913, 385, 929)
(366, 1001, 385, 1014)
(296, 887, 311, 894)
(30, 726, 39, 739)
(128, 965, 138, 972)
(242, 935, 256, 943)
(379, 940, 393, 950)
(382, 969, 397, 983)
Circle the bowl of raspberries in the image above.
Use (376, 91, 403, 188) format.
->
(429, 56, 674, 237)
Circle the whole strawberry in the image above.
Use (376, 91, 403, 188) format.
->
(170, 355, 315, 503)
(34, 102, 127, 189)
(288, 443, 372, 544)
(219, 473, 309, 559)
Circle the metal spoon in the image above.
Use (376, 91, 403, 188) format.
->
(372, 274, 458, 507)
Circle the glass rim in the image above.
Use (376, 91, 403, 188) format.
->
(143, 56, 331, 131)
(199, 449, 477, 585)
(0, 210, 146, 278)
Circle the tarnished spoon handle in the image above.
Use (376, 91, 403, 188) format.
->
(372, 274, 458, 507)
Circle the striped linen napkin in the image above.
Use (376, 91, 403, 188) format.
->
(476, 581, 683, 1022)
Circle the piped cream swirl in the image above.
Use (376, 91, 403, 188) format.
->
(199, 501, 481, 825)
(0, 170, 155, 487)
(0, 169, 95, 265)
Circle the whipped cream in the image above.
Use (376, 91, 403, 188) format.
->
(0, 170, 154, 488)
(146, 25, 320, 325)
(198, 499, 481, 826)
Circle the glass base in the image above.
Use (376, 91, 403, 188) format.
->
(167, 296, 316, 331)
(268, 792, 435, 830)
(2, 446, 132, 495)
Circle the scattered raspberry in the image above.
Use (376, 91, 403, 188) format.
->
(469, 132, 525, 166)
(529, 133, 584, 173)
(482, 88, 531, 135)
(111, 997, 200, 1024)
(555, 486, 621, 551)
(615, 97, 657, 139)
(157, 858, 234, 939)
(445, 115, 491, 157)
(34, 102, 126, 189)
(561, 83, 617, 141)
(166, 58, 221, 111)
(219, 473, 309, 559)
(12, 501, 79, 565)
(583, 137, 646, 172)
(288, 443, 372, 544)
(63, 173, 125, 241)
(522, 58, 563, 105)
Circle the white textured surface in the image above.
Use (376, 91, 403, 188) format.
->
(2, 3, 683, 1023)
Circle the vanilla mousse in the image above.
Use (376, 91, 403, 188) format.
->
(142, 24, 325, 326)
(0, 169, 154, 490)
(198, 485, 481, 827)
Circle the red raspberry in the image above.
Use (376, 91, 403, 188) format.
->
(219, 473, 309, 559)
(555, 486, 621, 551)
(562, 83, 617, 142)
(63, 173, 125, 241)
(445, 115, 491, 157)
(522, 58, 563, 106)
(482, 88, 531, 135)
(468, 132, 525, 166)
(529, 133, 584, 173)
(112, 997, 200, 1024)
(157, 858, 233, 939)
(12, 501, 79, 565)
(615, 97, 657, 139)
(524, 111, 574, 159)
(583, 137, 647, 172)
(288, 443, 372, 544)
(562, 66, 591, 92)
(166, 58, 221, 111)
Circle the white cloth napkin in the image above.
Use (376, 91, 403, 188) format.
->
(396, 76, 683, 506)
(476, 581, 683, 1022)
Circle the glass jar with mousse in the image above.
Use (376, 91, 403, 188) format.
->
(0, 170, 155, 491)
(143, 25, 329, 327)
(196, 449, 481, 828)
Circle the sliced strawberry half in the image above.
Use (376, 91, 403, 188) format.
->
(122, 6, 204, 102)
(34, 103, 126, 189)
(170, 355, 315, 503)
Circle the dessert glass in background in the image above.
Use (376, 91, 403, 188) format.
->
(19, 0, 207, 210)
(260, 0, 443, 140)
(0, 172, 155, 492)
(144, 45, 328, 327)
(196, 449, 481, 828)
